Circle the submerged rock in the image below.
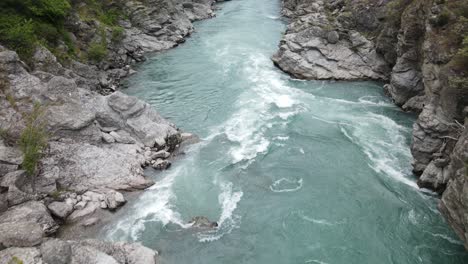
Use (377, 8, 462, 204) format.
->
(189, 216, 219, 229)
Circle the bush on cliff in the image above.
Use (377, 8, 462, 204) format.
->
(0, 0, 71, 61)
(19, 102, 48, 189)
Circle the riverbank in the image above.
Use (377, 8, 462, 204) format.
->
(0, 0, 218, 263)
(272, 0, 468, 249)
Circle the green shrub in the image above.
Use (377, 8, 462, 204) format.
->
(19, 102, 48, 182)
(88, 41, 108, 62)
(0, 15, 37, 60)
(0, 0, 71, 22)
(34, 21, 60, 46)
(111, 26, 125, 43)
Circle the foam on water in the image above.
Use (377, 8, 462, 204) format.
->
(197, 182, 243, 242)
(270, 178, 304, 193)
(338, 111, 417, 188)
(216, 53, 306, 164)
(106, 166, 190, 241)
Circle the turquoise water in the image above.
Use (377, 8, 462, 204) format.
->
(103, 0, 468, 263)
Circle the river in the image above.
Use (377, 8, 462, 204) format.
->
(101, 0, 468, 263)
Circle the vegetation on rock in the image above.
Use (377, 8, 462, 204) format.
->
(18, 102, 48, 188)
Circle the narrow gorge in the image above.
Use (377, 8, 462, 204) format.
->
(0, 0, 467, 263)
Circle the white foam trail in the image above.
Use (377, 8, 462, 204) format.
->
(211, 53, 308, 164)
(275, 136, 289, 141)
(428, 233, 464, 245)
(106, 166, 191, 241)
(296, 211, 341, 226)
(338, 111, 417, 188)
(270, 178, 303, 193)
(197, 182, 243, 242)
(266, 15, 280, 20)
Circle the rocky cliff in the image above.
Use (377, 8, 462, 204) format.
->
(273, 0, 468, 249)
(0, 0, 217, 263)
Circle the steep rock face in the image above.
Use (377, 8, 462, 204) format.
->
(274, 0, 468, 248)
(272, 0, 390, 80)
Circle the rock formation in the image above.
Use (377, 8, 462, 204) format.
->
(0, 0, 217, 263)
(273, 0, 468, 249)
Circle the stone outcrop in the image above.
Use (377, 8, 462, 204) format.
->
(0, 239, 157, 264)
(274, 0, 468, 248)
(272, 0, 390, 80)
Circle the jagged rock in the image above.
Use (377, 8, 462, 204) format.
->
(48, 201, 74, 219)
(152, 159, 171, 170)
(0, 247, 42, 264)
(74, 201, 88, 210)
(41, 239, 72, 264)
(272, 1, 389, 80)
(105, 191, 126, 210)
(102, 132, 116, 143)
(7, 185, 36, 207)
(189, 216, 218, 229)
(417, 161, 448, 193)
(68, 202, 99, 222)
(0, 221, 44, 248)
(151, 150, 171, 159)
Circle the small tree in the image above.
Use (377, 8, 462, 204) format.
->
(18, 102, 48, 191)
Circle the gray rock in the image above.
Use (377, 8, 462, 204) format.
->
(0, 247, 42, 264)
(102, 132, 116, 143)
(48, 201, 74, 219)
(74, 201, 88, 210)
(189, 216, 218, 229)
(41, 239, 72, 264)
(81, 217, 100, 227)
(327, 30, 339, 44)
(0, 201, 58, 235)
(7, 185, 36, 207)
(105, 191, 126, 210)
(1, 170, 26, 188)
(152, 159, 171, 170)
(0, 221, 44, 248)
(0, 145, 23, 165)
(67, 202, 99, 222)
(151, 150, 171, 159)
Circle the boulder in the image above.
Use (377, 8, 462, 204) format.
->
(105, 191, 126, 210)
(327, 30, 339, 44)
(67, 202, 99, 222)
(152, 159, 171, 170)
(188, 216, 218, 229)
(48, 201, 74, 219)
(0, 221, 44, 248)
(41, 239, 72, 264)
(0, 201, 58, 235)
(150, 150, 171, 159)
